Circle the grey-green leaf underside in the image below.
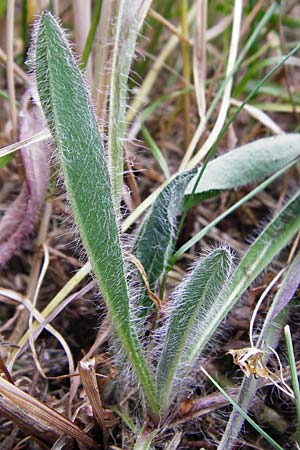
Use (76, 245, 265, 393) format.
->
(186, 134, 300, 201)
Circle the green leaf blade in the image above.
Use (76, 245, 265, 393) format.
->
(34, 12, 122, 314)
(156, 248, 232, 413)
(220, 255, 300, 450)
(186, 134, 300, 200)
(32, 12, 158, 414)
(134, 169, 196, 288)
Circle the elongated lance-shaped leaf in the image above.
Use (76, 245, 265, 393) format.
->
(156, 248, 232, 413)
(186, 193, 300, 374)
(133, 169, 196, 317)
(134, 169, 196, 289)
(108, 0, 151, 214)
(31, 12, 159, 415)
(185, 134, 300, 204)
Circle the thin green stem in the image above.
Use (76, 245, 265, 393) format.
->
(180, 0, 191, 150)
(141, 125, 170, 179)
(180, 2, 278, 170)
(284, 325, 300, 445)
(202, 367, 284, 450)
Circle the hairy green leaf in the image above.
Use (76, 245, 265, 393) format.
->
(134, 169, 196, 294)
(185, 134, 300, 204)
(156, 248, 232, 413)
(172, 158, 299, 263)
(31, 12, 158, 414)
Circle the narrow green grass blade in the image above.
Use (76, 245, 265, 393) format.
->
(0, 153, 13, 168)
(284, 325, 300, 445)
(202, 368, 284, 450)
(139, 87, 191, 124)
(156, 248, 232, 413)
(134, 170, 195, 294)
(31, 12, 158, 415)
(243, 81, 300, 103)
(185, 134, 300, 199)
(136, 0, 174, 77)
(80, 0, 102, 69)
(141, 125, 170, 179)
(226, 193, 300, 305)
(0, 0, 6, 18)
(0, 89, 9, 100)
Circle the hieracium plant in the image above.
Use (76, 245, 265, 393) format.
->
(29, 11, 300, 449)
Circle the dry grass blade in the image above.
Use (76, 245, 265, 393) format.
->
(73, 0, 92, 81)
(127, 253, 162, 309)
(127, 4, 197, 125)
(9, 202, 52, 346)
(0, 47, 28, 82)
(27, 244, 53, 379)
(0, 355, 14, 384)
(52, 0, 59, 16)
(0, 288, 75, 379)
(193, 0, 207, 121)
(68, 317, 112, 422)
(6, 263, 92, 369)
(148, 8, 191, 44)
(93, 0, 115, 121)
(0, 129, 50, 158)
(230, 98, 284, 135)
(0, 377, 98, 449)
(188, 0, 243, 167)
(79, 358, 108, 442)
(180, 0, 191, 150)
